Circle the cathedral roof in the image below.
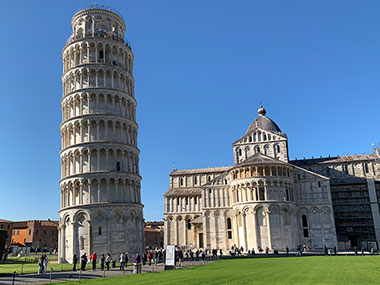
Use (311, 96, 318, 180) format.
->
(290, 153, 378, 166)
(164, 187, 202, 197)
(245, 105, 282, 135)
(170, 166, 232, 176)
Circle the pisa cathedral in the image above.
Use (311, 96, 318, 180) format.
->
(164, 106, 380, 251)
(58, 7, 144, 263)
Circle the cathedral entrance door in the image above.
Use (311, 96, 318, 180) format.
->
(199, 233, 204, 248)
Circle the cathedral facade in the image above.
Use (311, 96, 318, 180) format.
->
(164, 106, 380, 251)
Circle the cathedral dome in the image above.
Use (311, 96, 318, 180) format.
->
(245, 105, 282, 134)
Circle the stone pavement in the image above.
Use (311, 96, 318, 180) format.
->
(0, 260, 212, 285)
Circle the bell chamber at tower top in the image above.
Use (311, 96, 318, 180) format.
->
(62, 8, 135, 97)
(65, 6, 132, 50)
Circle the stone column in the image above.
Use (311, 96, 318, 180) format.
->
(174, 217, 178, 246)
(87, 221, 92, 255)
(266, 211, 272, 249)
(203, 215, 208, 249)
(71, 222, 76, 262)
(164, 218, 169, 247)
(252, 212, 258, 249)
(183, 219, 187, 247)
(243, 213, 248, 251)
(79, 184, 83, 204)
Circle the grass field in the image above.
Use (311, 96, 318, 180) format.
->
(59, 256, 380, 284)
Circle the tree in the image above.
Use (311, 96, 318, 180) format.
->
(0, 229, 7, 258)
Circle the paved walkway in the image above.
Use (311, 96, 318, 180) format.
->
(0, 260, 211, 284)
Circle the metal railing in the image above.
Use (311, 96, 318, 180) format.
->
(65, 33, 132, 50)
(76, 4, 124, 20)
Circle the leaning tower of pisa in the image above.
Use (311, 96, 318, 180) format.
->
(58, 6, 144, 263)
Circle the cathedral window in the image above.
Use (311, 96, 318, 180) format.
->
(185, 197, 189, 205)
(318, 181, 321, 187)
(297, 174, 301, 180)
(225, 179, 228, 185)
(259, 187, 265, 200)
(208, 176, 211, 182)
(187, 219, 191, 230)
(263, 134, 267, 141)
(116, 162, 121, 171)
(302, 215, 308, 227)
(364, 163, 369, 174)
(180, 177, 183, 186)
(98, 226, 102, 235)
(276, 145, 281, 153)
(302, 215, 309, 237)
(228, 231, 232, 239)
(285, 188, 289, 201)
(227, 218, 232, 229)
(177, 198, 180, 205)
(249, 136, 252, 142)
(238, 149, 242, 156)
(194, 176, 197, 185)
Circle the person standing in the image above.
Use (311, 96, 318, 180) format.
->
(135, 253, 141, 273)
(124, 252, 129, 270)
(105, 253, 111, 271)
(120, 252, 125, 270)
(147, 251, 153, 265)
(73, 254, 78, 271)
(100, 254, 105, 271)
(81, 253, 88, 271)
(90, 252, 97, 271)
(286, 247, 289, 255)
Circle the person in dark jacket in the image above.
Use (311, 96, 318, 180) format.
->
(80, 253, 88, 271)
(100, 254, 105, 271)
(73, 254, 78, 271)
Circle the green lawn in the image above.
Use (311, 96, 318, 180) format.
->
(60, 256, 380, 284)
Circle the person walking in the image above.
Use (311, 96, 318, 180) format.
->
(100, 254, 105, 271)
(105, 253, 111, 271)
(148, 251, 153, 265)
(73, 254, 78, 271)
(81, 253, 88, 271)
(38, 255, 44, 274)
(333, 246, 337, 256)
(43, 255, 48, 274)
(90, 252, 97, 271)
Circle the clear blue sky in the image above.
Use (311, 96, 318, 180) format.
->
(0, 0, 379, 222)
